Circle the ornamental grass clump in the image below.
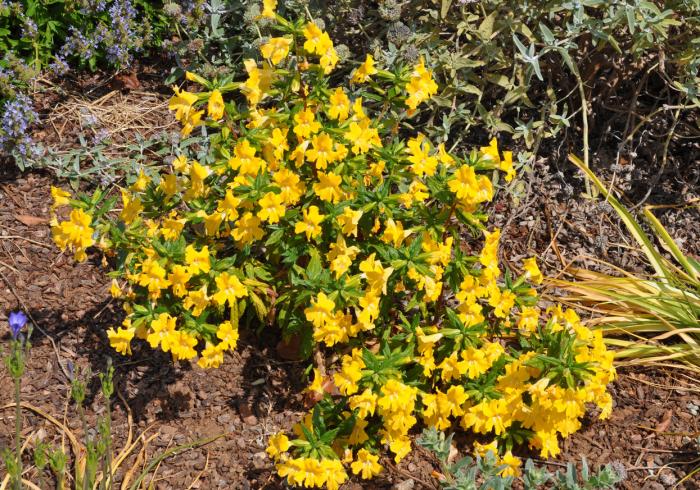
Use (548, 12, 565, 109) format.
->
(51, 3, 615, 488)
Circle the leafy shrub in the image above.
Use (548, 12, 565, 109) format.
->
(418, 427, 626, 490)
(0, 0, 171, 73)
(51, 4, 616, 488)
(167, 0, 700, 183)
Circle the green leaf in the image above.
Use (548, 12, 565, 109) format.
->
(478, 11, 497, 39)
(441, 0, 452, 19)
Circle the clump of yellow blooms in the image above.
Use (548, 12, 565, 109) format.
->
(51, 4, 615, 488)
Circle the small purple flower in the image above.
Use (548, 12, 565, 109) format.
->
(67, 360, 75, 381)
(0, 94, 39, 159)
(8, 311, 27, 339)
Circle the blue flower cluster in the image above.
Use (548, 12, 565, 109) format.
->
(60, 0, 141, 68)
(0, 94, 39, 159)
(60, 26, 99, 62)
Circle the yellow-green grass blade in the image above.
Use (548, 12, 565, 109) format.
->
(642, 207, 700, 284)
(568, 154, 670, 280)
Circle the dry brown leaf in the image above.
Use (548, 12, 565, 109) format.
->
(656, 409, 673, 433)
(14, 214, 49, 226)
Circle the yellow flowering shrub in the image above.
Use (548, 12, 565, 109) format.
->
(51, 4, 615, 489)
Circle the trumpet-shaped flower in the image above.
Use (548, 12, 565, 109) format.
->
(295, 205, 325, 240)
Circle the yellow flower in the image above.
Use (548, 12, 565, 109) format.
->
(321, 459, 348, 490)
(381, 218, 411, 248)
(488, 287, 516, 318)
(203, 211, 223, 236)
(295, 205, 325, 240)
(161, 214, 186, 241)
(218, 189, 241, 220)
(183, 286, 210, 316)
(261, 0, 277, 18)
(207, 89, 225, 120)
(241, 59, 273, 106)
(229, 139, 265, 176)
(306, 133, 337, 169)
(266, 126, 289, 162)
(293, 108, 321, 139)
(273, 168, 305, 205)
(460, 346, 492, 379)
(304, 292, 335, 328)
(119, 190, 143, 224)
(348, 417, 369, 445)
(50, 186, 70, 210)
(181, 108, 204, 136)
(407, 134, 438, 177)
(448, 164, 494, 208)
(266, 432, 291, 460)
(160, 173, 179, 197)
(438, 143, 455, 166)
(137, 258, 171, 300)
(336, 207, 362, 237)
(523, 257, 543, 284)
(232, 212, 264, 246)
(197, 342, 225, 369)
(349, 389, 377, 419)
(169, 330, 198, 361)
(334, 360, 362, 396)
(131, 169, 149, 191)
(51, 208, 95, 262)
(217, 320, 239, 350)
(351, 55, 377, 83)
(480, 138, 500, 164)
(168, 86, 198, 121)
(146, 313, 177, 352)
(327, 87, 350, 121)
(359, 253, 393, 295)
(388, 436, 412, 463)
(405, 57, 438, 110)
(302, 22, 324, 53)
(500, 150, 516, 182)
(345, 117, 381, 155)
(109, 279, 122, 298)
(185, 71, 209, 85)
(399, 180, 429, 208)
(327, 235, 360, 279)
(351, 449, 382, 479)
(260, 37, 292, 65)
(168, 265, 192, 297)
(257, 192, 286, 223)
(319, 43, 339, 74)
(313, 311, 350, 346)
(530, 430, 560, 458)
(213, 271, 248, 306)
(518, 306, 540, 334)
(187, 161, 211, 198)
(172, 154, 189, 173)
(313, 171, 343, 203)
(107, 326, 135, 355)
(185, 244, 211, 275)
(307, 367, 325, 395)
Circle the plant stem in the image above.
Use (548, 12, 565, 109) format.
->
(102, 404, 113, 490)
(78, 404, 89, 490)
(14, 375, 22, 490)
(573, 66, 593, 197)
